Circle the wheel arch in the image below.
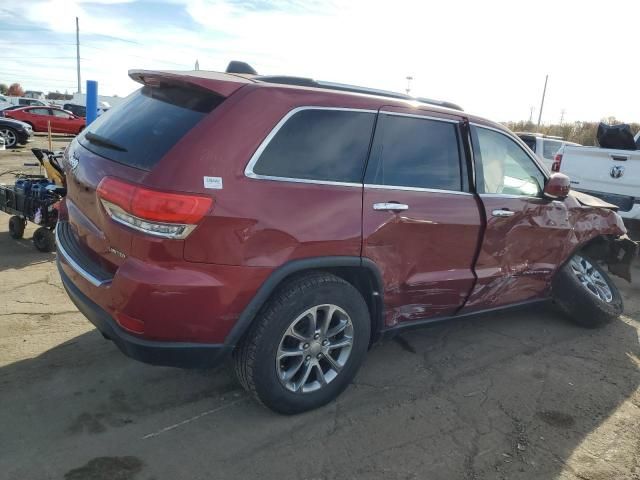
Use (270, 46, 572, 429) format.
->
(225, 257, 385, 348)
(554, 233, 638, 283)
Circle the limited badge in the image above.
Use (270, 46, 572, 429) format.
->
(203, 176, 223, 189)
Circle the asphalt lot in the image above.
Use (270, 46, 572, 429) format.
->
(1, 136, 639, 480)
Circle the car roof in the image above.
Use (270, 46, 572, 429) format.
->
(129, 68, 508, 133)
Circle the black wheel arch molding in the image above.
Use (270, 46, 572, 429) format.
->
(225, 256, 385, 348)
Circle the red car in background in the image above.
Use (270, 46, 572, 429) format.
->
(5, 106, 85, 134)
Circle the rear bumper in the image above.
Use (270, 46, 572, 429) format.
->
(58, 259, 232, 368)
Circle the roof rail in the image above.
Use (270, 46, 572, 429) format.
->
(253, 75, 463, 111)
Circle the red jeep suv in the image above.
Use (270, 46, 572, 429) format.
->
(56, 66, 638, 414)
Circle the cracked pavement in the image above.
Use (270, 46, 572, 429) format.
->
(1, 136, 640, 480)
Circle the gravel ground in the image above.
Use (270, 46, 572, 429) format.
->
(1, 136, 639, 480)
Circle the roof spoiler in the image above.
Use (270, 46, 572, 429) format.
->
(128, 69, 252, 97)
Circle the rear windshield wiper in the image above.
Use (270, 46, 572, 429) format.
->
(84, 131, 128, 152)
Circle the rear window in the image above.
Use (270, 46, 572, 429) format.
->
(252, 109, 376, 183)
(79, 85, 223, 170)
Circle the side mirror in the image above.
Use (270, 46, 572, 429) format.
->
(543, 173, 571, 200)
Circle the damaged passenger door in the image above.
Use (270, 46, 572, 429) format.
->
(362, 108, 482, 327)
(461, 124, 573, 311)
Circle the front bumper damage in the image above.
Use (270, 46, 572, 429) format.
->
(607, 235, 639, 282)
(584, 235, 640, 282)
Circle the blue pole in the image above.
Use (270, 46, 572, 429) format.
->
(86, 80, 98, 126)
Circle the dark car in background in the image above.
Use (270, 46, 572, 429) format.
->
(63, 103, 86, 118)
(0, 117, 33, 148)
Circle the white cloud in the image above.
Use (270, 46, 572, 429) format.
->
(5, 0, 640, 123)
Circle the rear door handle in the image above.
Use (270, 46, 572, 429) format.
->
(373, 202, 409, 212)
(492, 209, 515, 217)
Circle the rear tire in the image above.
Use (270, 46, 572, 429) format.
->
(33, 227, 55, 252)
(9, 216, 25, 239)
(552, 253, 623, 328)
(234, 272, 371, 414)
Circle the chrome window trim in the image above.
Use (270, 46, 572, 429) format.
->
(479, 193, 541, 201)
(244, 106, 377, 186)
(379, 111, 460, 124)
(364, 183, 472, 196)
(55, 223, 112, 288)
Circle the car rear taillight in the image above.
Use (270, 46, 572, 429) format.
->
(97, 176, 212, 239)
(551, 153, 563, 172)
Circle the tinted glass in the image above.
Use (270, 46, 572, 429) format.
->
(253, 109, 376, 183)
(520, 136, 536, 152)
(542, 139, 562, 159)
(52, 109, 70, 118)
(473, 127, 545, 196)
(79, 85, 223, 170)
(365, 114, 462, 190)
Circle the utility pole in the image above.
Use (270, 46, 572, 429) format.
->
(560, 109, 566, 125)
(76, 17, 81, 94)
(195, 59, 200, 70)
(405, 76, 413, 95)
(536, 74, 548, 130)
(528, 106, 535, 124)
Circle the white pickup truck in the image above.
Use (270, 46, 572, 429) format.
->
(554, 133, 640, 225)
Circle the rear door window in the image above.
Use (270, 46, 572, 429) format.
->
(78, 85, 224, 170)
(251, 108, 376, 183)
(29, 108, 50, 116)
(364, 114, 463, 191)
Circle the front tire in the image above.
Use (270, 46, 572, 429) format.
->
(552, 253, 623, 328)
(0, 127, 18, 148)
(234, 272, 371, 414)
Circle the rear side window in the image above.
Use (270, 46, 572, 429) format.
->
(251, 109, 376, 183)
(519, 136, 537, 152)
(29, 108, 50, 116)
(365, 114, 462, 191)
(79, 85, 223, 170)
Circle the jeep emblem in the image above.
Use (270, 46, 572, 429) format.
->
(610, 166, 624, 179)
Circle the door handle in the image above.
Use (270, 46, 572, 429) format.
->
(492, 209, 515, 217)
(373, 202, 409, 212)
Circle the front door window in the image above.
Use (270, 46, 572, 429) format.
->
(473, 127, 545, 197)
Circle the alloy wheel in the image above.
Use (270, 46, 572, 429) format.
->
(569, 255, 613, 303)
(276, 304, 354, 393)
(0, 128, 16, 148)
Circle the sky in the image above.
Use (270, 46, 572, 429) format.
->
(1, 0, 639, 123)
